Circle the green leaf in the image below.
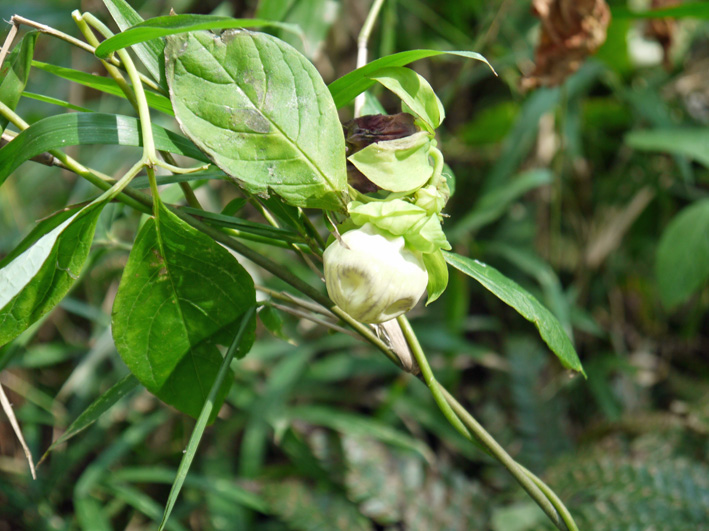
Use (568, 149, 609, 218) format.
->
(42, 374, 140, 458)
(449, 169, 553, 240)
(0, 202, 105, 348)
(656, 199, 709, 308)
(102, 0, 166, 89)
(612, 4, 709, 19)
(94, 15, 301, 59)
(328, 49, 493, 109)
(111, 201, 256, 420)
(0, 31, 38, 133)
(165, 30, 347, 210)
(22, 91, 93, 113)
(0, 112, 207, 186)
(32, 61, 173, 115)
(348, 131, 433, 192)
(259, 305, 291, 342)
(423, 249, 448, 304)
(443, 251, 585, 376)
(369, 66, 444, 130)
(625, 128, 709, 169)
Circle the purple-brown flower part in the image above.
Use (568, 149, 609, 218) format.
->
(343, 113, 418, 193)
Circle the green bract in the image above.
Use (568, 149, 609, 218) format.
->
(348, 199, 451, 254)
(347, 131, 434, 193)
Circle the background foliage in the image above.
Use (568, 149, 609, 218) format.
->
(1, 0, 708, 529)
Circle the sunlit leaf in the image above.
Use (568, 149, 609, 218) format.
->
(0, 203, 105, 347)
(443, 252, 585, 375)
(0, 112, 207, 185)
(166, 29, 347, 210)
(112, 201, 255, 420)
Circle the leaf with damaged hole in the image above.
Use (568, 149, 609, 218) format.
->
(165, 29, 347, 211)
(111, 201, 255, 421)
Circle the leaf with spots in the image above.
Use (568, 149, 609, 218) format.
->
(111, 201, 255, 420)
(165, 29, 348, 211)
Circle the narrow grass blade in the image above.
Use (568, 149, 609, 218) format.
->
(158, 306, 256, 531)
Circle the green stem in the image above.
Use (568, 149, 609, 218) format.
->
(397, 315, 571, 531)
(10, 14, 163, 94)
(438, 385, 572, 531)
(78, 11, 156, 162)
(72, 14, 139, 110)
(0, 100, 146, 212)
(354, 0, 387, 117)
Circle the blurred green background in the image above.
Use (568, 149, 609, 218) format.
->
(1, 0, 708, 529)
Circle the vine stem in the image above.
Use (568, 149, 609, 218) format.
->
(9, 15, 163, 93)
(354, 0, 386, 117)
(74, 12, 157, 163)
(397, 315, 576, 531)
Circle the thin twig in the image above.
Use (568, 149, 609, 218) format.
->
(0, 383, 37, 480)
(10, 15, 163, 93)
(269, 302, 360, 339)
(256, 285, 333, 317)
(354, 0, 386, 117)
(0, 23, 18, 71)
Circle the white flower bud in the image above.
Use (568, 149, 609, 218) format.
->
(323, 223, 428, 324)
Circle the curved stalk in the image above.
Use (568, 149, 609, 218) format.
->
(397, 315, 573, 531)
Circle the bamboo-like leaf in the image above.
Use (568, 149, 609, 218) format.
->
(0, 202, 106, 348)
(0, 112, 207, 185)
(102, 0, 167, 89)
(94, 15, 301, 59)
(42, 374, 140, 459)
(443, 252, 585, 375)
(157, 308, 255, 531)
(329, 49, 493, 109)
(656, 199, 709, 308)
(32, 61, 173, 115)
(625, 128, 709, 169)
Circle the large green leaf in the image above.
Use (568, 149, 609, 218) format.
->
(443, 252, 585, 375)
(166, 30, 347, 210)
(102, 0, 166, 89)
(328, 49, 493, 109)
(94, 15, 300, 59)
(0, 31, 38, 133)
(0, 202, 105, 348)
(625, 128, 709, 169)
(656, 199, 709, 308)
(111, 201, 255, 420)
(0, 112, 207, 186)
(32, 61, 173, 115)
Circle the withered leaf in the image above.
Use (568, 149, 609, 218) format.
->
(521, 0, 611, 90)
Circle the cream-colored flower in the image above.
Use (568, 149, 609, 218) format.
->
(323, 223, 428, 324)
